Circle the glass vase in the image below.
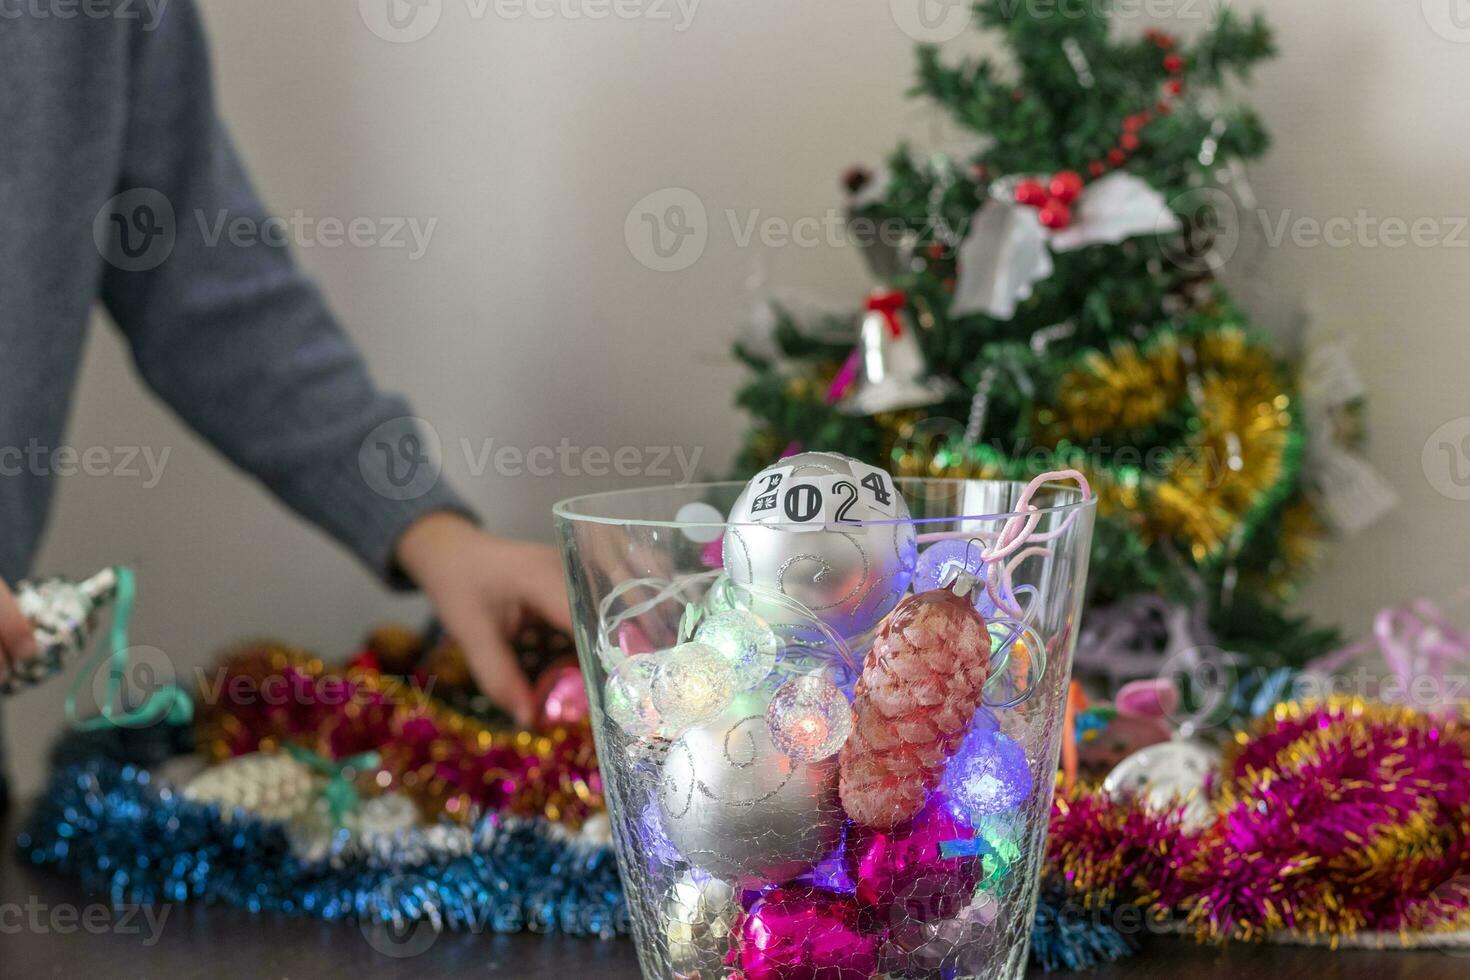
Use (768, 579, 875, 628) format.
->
(555, 477, 1095, 980)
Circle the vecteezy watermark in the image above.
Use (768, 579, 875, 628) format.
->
(94, 189, 437, 272)
(624, 187, 709, 272)
(0, 899, 170, 945)
(94, 188, 177, 272)
(460, 437, 703, 483)
(624, 188, 946, 273)
(193, 664, 434, 710)
(360, 876, 442, 957)
(358, 0, 443, 43)
(358, 0, 698, 43)
(88, 645, 180, 729)
(195, 210, 437, 261)
(358, 873, 628, 957)
(1423, 417, 1470, 501)
(889, 0, 1216, 42)
(359, 416, 445, 502)
(1164, 186, 1470, 273)
(1152, 645, 1470, 734)
(0, 440, 170, 488)
(1422, 0, 1470, 43)
(359, 418, 705, 500)
(889, 0, 972, 43)
(1428, 876, 1470, 957)
(0, 0, 169, 30)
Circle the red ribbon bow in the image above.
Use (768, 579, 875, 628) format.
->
(865, 290, 907, 338)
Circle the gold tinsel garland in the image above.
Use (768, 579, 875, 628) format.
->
(195, 644, 603, 827)
(891, 326, 1306, 569)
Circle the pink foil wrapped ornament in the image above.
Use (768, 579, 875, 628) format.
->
(701, 536, 725, 570)
(846, 797, 981, 923)
(618, 621, 656, 656)
(736, 887, 880, 980)
(532, 657, 590, 731)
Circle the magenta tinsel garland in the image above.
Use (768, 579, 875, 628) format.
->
(1048, 700, 1470, 943)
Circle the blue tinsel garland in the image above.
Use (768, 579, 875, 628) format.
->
(19, 760, 628, 937)
(19, 752, 1132, 970)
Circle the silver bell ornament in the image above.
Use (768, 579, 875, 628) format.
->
(722, 451, 916, 641)
(837, 291, 955, 416)
(657, 691, 844, 884)
(1, 567, 119, 694)
(662, 869, 740, 979)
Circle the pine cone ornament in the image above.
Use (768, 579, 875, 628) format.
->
(839, 589, 993, 829)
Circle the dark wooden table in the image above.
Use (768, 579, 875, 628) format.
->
(4, 809, 1463, 979)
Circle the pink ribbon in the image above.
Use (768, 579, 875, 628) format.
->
(1306, 594, 1470, 714)
(825, 349, 862, 405)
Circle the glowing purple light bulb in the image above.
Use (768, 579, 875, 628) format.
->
(913, 539, 986, 594)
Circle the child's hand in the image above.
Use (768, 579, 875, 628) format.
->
(394, 512, 573, 727)
(0, 578, 37, 686)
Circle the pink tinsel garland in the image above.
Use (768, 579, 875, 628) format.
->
(1048, 699, 1470, 944)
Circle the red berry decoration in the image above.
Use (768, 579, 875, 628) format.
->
(1107, 148, 1127, 166)
(926, 242, 946, 260)
(1120, 133, 1140, 151)
(1163, 53, 1184, 74)
(1146, 28, 1176, 50)
(1013, 179, 1047, 207)
(1048, 170, 1084, 204)
(1124, 112, 1149, 132)
(1038, 200, 1072, 230)
(1088, 160, 1106, 177)
(1166, 79, 1185, 97)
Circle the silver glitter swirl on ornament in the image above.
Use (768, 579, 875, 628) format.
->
(723, 452, 916, 640)
(657, 692, 842, 883)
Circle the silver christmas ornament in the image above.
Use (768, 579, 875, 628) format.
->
(662, 870, 740, 979)
(184, 751, 322, 822)
(837, 294, 955, 416)
(657, 692, 843, 884)
(1102, 738, 1219, 830)
(1, 567, 119, 694)
(722, 452, 916, 641)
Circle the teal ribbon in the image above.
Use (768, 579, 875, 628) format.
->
(939, 835, 998, 861)
(284, 744, 382, 826)
(65, 566, 193, 732)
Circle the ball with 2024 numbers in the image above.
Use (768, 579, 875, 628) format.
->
(722, 452, 917, 640)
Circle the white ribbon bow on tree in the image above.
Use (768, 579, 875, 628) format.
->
(951, 172, 1182, 321)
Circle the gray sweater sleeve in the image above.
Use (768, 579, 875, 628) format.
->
(97, 1, 471, 586)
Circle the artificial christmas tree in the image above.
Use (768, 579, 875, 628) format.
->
(732, 5, 1373, 683)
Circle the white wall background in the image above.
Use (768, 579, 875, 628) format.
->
(7, 1, 1469, 796)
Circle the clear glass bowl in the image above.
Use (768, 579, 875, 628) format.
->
(555, 478, 1095, 980)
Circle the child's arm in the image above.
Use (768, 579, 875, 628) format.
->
(94, 1, 567, 723)
(99, 0, 463, 586)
